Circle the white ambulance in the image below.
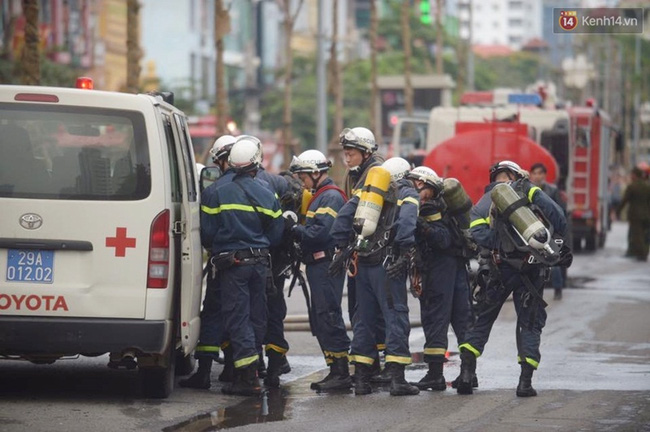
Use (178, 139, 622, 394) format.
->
(0, 80, 203, 398)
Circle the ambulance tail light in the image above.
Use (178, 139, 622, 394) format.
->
(147, 210, 170, 289)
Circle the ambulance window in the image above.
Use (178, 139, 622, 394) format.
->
(0, 103, 151, 200)
(173, 113, 197, 202)
(163, 115, 182, 203)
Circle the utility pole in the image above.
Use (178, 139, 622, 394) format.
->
(215, 0, 230, 135)
(369, 0, 380, 141)
(467, 0, 474, 91)
(243, 1, 260, 135)
(632, 34, 640, 167)
(436, 0, 443, 74)
(316, 0, 327, 154)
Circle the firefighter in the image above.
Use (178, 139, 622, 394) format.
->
(406, 167, 472, 392)
(338, 126, 389, 382)
(245, 136, 292, 387)
(180, 134, 237, 389)
(201, 137, 284, 396)
(288, 150, 352, 391)
(330, 157, 420, 396)
(457, 160, 568, 397)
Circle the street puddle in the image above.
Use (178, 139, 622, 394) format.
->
(163, 388, 290, 431)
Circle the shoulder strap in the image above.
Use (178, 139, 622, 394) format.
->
(307, 184, 348, 209)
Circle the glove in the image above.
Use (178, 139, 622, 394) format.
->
(385, 247, 414, 280)
(283, 212, 297, 232)
(557, 244, 573, 268)
(416, 218, 433, 238)
(328, 248, 347, 277)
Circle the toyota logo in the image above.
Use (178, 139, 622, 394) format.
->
(19, 213, 43, 230)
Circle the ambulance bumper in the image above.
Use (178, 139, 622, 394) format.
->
(0, 317, 170, 355)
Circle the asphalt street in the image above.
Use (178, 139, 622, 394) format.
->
(0, 221, 648, 432)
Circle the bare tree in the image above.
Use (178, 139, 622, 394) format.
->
(20, 0, 39, 85)
(436, 0, 443, 74)
(369, 0, 380, 140)
(329, 0, 343, 144)
(215, 0, 230, 135)
(126, 0, 142, 93)
(280, 0, 305, 167)
(401, 0, 413, 115)
(2, 0, 19, 61)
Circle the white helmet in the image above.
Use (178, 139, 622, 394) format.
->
(406, 166, 443, 194)
(234, 134, 264, 162)
(209, 134, 236, 162)
(228, 136, 263, 172)
(339, 127, 377, 153)
(290, 149, 331, 173)
(490, 160, 524, 182)
(382, 157, 411, 182)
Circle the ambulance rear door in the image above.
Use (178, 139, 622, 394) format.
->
(171, 112, 202, 354)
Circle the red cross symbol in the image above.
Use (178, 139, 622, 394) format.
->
(105, 227, 137, 257)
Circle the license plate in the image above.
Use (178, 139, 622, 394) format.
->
(6, 249, 54, 283)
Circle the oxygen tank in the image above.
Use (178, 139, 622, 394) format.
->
(353, 166, 391, 238)
(442, 178, 472, 229)
(300, 189, 312, 224)
(490, 183, 548, 247)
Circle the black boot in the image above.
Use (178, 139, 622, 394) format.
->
(451, 373, 478, 389)
(279, 355, 291, 375)
(516, 363, 537, 397)
(264, 350, 283, 388)
(179, 357, 212, 389)
(354, 363, 373, 396)
(389, 363, 420, 396)
(218, 345, 235, 383)
(370, 357, 392, 383)
(221, 362, 262, 396)
(456, 348, 477, 395)
(554, 289, 562, 300)
(313, 357, 352, 391)
(413, 361, 446, 391)
(257, 353, 267, 379)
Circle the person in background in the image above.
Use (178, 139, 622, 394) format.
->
(619, 167, 650, 262)
(530, 163, 567, 300)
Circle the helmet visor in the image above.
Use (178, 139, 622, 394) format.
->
(339, 128, 359, 147)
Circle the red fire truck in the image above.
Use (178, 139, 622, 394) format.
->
(394, 96, 614, 251)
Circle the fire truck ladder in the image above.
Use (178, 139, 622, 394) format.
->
(569, 121, 592, 212)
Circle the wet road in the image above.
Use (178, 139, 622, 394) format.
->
(0, 221, 648, 431)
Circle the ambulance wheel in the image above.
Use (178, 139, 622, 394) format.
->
(585, 233, 597, 251)
(140, 342, 176, 399)
(175, 348, 196, 376)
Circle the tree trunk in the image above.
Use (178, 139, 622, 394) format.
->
(126, 0, 141, 93)
(215, 0, 229, 135)
(401, 0, 413, 116)
(20, 0, 39, 85)
(436, 0, 443, 74)
(328, 0, 345, 184)
(2, 0, 19, 61)
(369, 0, 380, 141)
(281, 0, 304, 168)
